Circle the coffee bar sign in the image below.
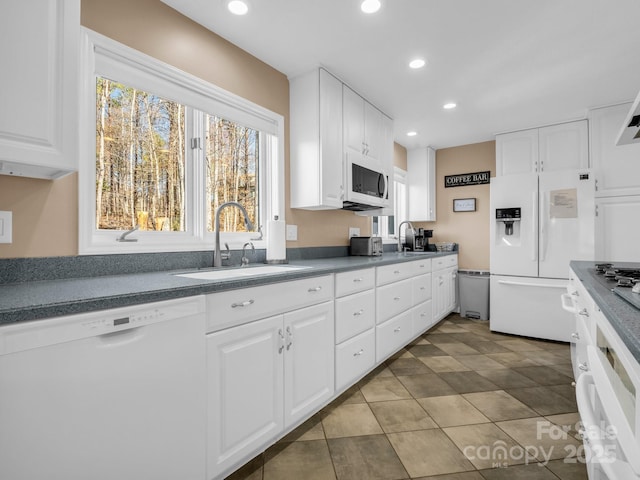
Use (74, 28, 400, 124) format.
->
(444, 171, 490, 188)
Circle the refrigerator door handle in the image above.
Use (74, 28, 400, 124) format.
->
(532, 190, 538, 262)
(540, 190, 548, 262)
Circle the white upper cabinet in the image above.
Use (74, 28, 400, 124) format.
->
(589, 103, 640, 197)
(343, 85, 384, 170)
(290, 68, 343, 209)
(496, 120, 588, 176)
(0, 0, 79, 179)
(407, 147, 436, 221)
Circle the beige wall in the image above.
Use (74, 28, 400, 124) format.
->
(415, 141, 496, 270)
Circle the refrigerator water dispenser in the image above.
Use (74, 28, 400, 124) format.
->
(495, 207, 521, 238)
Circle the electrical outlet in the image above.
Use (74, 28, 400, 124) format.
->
(286, 224, 298, 241)
(349, 227, 360, 238)
(0, 211, 12, 244)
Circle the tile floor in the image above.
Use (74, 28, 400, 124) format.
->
(226, 314, 587, 480)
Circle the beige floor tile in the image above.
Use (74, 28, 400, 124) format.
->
(334, 385, 367, 405)
(438, 371, 500, 394)
(369, 399, 438, 433)
(397, 373, 457, 398)
(413, 472, 484, 480)
(417, 395, 490, 427)
(225, 453, 263, 480)
(387, 429, 475, 477)
(478, 463, 559, 479)
(280, 413, 325, 443)
(463, 390, 537, 422)
(475, 368, 539, 389)
(433, 342, 481, 356)
(486, 352, 541, 368)
(386, 356, 434, 376)
(408, 343, 448, 357)
(443, 423, 525, 469)
(434, 325, 470, 334)
(513, 366, 574, 386)
(359, 375, 413, 402)
(360, 364, 396, 383)
(328, 435, 408, 480)
(506, 386, 578, 416)
(263, 440, 336, 480)
(519, 349, 572, 366)
(461, 341, 513, 354)
(420, 355, 471, 373)
(544, 412, 582, 437)
(496, 339, 543, 352)
(550, 363, 575, 378)
(545, 458, 589, 479)
(455, 354, 507, 371)
(322, 403, 383, 438)
(496, 417, 582, 462)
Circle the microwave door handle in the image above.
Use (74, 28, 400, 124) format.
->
(380, 171, 388, 200)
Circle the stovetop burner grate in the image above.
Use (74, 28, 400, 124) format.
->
(594, 263, 640, 287)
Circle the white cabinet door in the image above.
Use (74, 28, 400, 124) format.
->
(284, 301, 334, 428)
(595, 196, 640, 262)
(432, 271, 447, 322)
(412, 300, 433, 336)
(445, 267, 458, 314)
(0, 0, 79, 179)
(343, 85, 366, 161)
(363, 101, 383, 167)
(590, 103, 640, 197)
(407, 147, 436, 221)
(496, 129, 539, 176)
(290, 68, 343, 209)
(539, 120, 589, 173)
(376, 309, 414, 362)
(335, 328, 375, 392)
(206, 315, 284, 478)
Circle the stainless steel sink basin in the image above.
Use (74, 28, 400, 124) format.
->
(174, 264, 310, 281)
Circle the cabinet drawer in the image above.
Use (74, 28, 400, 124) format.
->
(376, 279, 413, 324)
(335, 268, 375, 297)
(335, 328, 375, 391)
(410, 258, 432, 274)
(335, 289, 376, 343)
(376, 310, 413, 362)
(376, 262, 415, 286)
(412, 273, 432, 304)
(433, 254, 458, 271)
(206, 275, 334, 332)
(412, 300, 433, 337)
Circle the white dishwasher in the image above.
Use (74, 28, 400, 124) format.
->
(0, 296, 207, 480)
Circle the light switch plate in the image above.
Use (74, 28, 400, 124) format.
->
(285, 224, 298, 241)
(349, 227, 360, 237)
(0, 211, 12, 244)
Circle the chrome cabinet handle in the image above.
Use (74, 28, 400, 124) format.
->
(278, 329, 285, 354)
(420, 286, 426, 290)
(394, 327, 401, 333)
(420, 312, 427, 317)
(393, 270, 401, 274)
(286, 326, 293, 350)
(353, 277, 363, 283)
(578, 362, 589, 371)
(353, 309, 364, 316)
(231, 299, 254, 308)
(571, 332, 580, 340)
(393, 296, 401, 301)
(308, 286, 322, 292)
(353, 349, 364, 357)
(578, 308, 589, 317)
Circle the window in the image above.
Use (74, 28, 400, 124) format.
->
(79, 29, 284, 254)
(372, 167, 407, 240)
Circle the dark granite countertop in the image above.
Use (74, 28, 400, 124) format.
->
(0, 252, 455, 325)
(570, 260, 640, 363)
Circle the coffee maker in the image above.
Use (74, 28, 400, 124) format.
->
(403, 228, 434, 252)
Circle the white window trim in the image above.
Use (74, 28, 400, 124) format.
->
(375, 167, 407, 243)
(78, 28, 285, 255)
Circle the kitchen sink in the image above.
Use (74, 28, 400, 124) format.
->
(174, 264, 311, 281)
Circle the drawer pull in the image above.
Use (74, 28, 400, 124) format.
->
(393, 270, 401, 274)
(394, 327, 401, 333)
(353, 349, 364, 357)
(231, 299, 255, 308)
(578, 308, 589, 317)
(571, 332, 580, 340)
(578, 362, 589, 372)
(420, 312, 427, 317)
(420, 286, 426, 291)
(353, 309, 364, 316)
(308, 286, 323, 293)
(393, 296, 401, 301)
(353, 277, 363, 283)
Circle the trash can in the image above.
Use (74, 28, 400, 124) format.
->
(458, 270, 490, 320)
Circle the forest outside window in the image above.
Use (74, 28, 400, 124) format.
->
(79, 28, 284, 254)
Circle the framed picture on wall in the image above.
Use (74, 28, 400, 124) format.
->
(453, 198, 476, 212)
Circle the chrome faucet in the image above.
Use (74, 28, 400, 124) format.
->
(241, 242, 255, 266)
(214, 202, 254, 267)
(397, 221, 415, 252)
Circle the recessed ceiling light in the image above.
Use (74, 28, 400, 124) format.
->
(409, 58, 426, 69)
(407, 131, 417, 137)
(227, 0, 249, 15)
(361, 0, 381, 14)
(443, 102, 457, 110)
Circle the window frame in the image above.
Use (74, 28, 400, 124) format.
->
(78, 28, 284, 255)
(372, 167, 407, 242)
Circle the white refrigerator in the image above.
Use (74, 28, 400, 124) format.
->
(490, 170, 594, 342)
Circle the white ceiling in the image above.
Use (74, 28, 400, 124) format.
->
(161, 0, 640, 150)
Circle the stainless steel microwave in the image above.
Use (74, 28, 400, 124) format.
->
(343, 156, 389, 211)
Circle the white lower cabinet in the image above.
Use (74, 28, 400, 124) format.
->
(432, 256, 458, 322)
(206, 301, 334, 479)
(335, 328, 376, 391)
(376, 309, 414, 362)
(412, 300, 434, 335)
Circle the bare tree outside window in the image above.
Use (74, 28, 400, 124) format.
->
(95, 77, 259, 234)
